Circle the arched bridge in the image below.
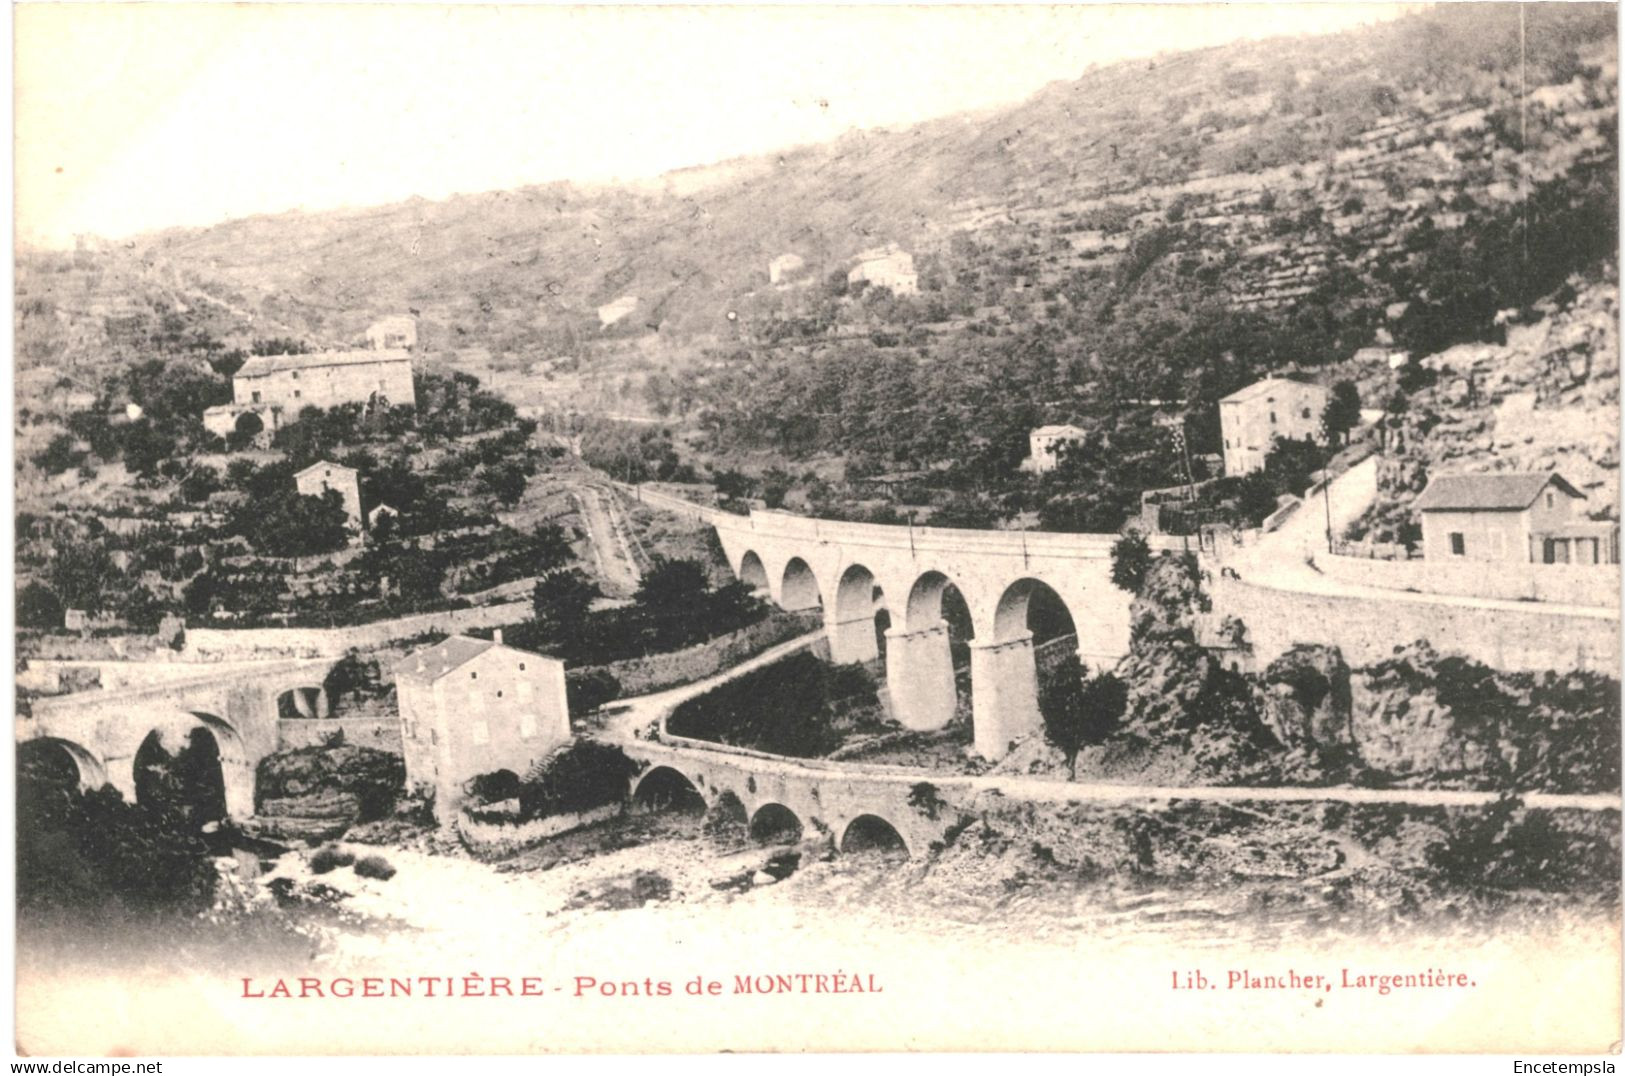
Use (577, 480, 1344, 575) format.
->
(712, 509, 1188, 759)
(621, 739, 945, 857)
(18, 658, 339, 818)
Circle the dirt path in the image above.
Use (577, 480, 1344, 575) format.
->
(572, 484, 644, 595)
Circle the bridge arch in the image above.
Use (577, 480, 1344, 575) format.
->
(276, 684, 331, 720)
(128, 711, 255, 820)
(631, 766, 706, 814)
(972, 579, 1082, 761)
(884, 570, 972, 732)
(779, 557, 823, 612)
(18, 737, 109, 794)
(748, 802, 804, 845)
(840, 814, 910, 857)
(737, 551, 770, 594)
(829, 563, 888, 665)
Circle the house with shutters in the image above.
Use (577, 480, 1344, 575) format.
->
(395, 633, 571, 822)
(1416, 472, 1618, 565)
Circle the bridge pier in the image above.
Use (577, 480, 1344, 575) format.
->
(884, 621, 957, 730)
(970, 632, 1042, 760)
(827, 612, 880, 665)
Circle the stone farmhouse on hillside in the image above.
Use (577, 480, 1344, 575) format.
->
(1025, 424, 1088, 474)
(365, 315, 418, 351)
(294, 460, 364, 536)
(847, 245, 919, 296)
(1218, 376, 1329, 476)
(1416, 472, 1619, 565)
(203, 348, 415, 440)
(395, 633, 571, 823)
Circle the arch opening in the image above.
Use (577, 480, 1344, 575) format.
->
(276, 685, 329, 719)
(780, 557, 823, 612)
(831, 564, 888, 665)
(749, 803, 804, 845)
(631, 766, 705, 815)
(18, 737, 106, 794)
(738, 551, 770, 593)
(233, 411, 264, 438)
(840, 814, 909, 858)
(133, 726, 229, 828)
(992, 578, 1079, 648)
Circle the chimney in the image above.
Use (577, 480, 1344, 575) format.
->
(493, 628, 503, 645)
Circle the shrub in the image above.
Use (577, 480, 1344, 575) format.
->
(1110, 534, 1153, 594)
(309, 846, 356, 874)
(353, 855, 397, 881)
(517, 741, 640, 820)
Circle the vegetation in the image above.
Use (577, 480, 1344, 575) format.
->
(510, 556, 764, 666)
(667, 652, 880, 757)
(467, 741, 640, 822)
(1038, 655, 1129, 778)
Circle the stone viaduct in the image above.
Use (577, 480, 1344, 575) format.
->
(710, 508, 1187, 759)
(18, 658, 339, 818)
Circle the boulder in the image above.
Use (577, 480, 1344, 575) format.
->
(1261, 644, 1353, 752)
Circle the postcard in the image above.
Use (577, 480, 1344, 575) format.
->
(12, 1, 1622, 1056)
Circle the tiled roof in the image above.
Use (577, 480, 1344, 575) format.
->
(1415, 472, 1584, 512)
(294, 459, 357, 479)
(395, 636, 497, 682)
(1219, 377, 1325, 404)
(236, 349, 411, 379)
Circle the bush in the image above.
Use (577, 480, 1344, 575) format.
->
(566, 668, 622, 716)
(1110, 534, 1153, 594)
(309, 846, 356, 874)
(353, 855, 397, 881)
(517, 741, 640, 820)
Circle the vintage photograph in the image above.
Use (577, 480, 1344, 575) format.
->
(11, 1, 1622, 1056)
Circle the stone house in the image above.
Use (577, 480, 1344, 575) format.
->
(204, 348, 415, 439)
(1218, 376, 1329, 476)
(768, 253, 806, 284)
(1026, 424, 1088, 474)
(847, 245, 919, 296)
(365, 315, 418, 351)
(294, 460, 363, 534)
(1416, 472, 1618, 565)
(394, 633, 571, 823)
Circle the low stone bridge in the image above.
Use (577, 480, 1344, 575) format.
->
(710, 508, 1188, 758)
(18, 657, 339, 818)
(620, 738, 951, 857)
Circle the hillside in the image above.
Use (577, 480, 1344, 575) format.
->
(1349, 262, 1621, 547)
(14, 4, 1618, 515)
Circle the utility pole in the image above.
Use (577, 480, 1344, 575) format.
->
(1322, 467, 1334, 555)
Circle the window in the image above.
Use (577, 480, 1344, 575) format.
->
(470, 670, 477, 679)
(1269, 411, 1277, 424)
(292, 371, 300, 380)
(520, 706, 536, 739)
(1545, 492, 1555, 509)
(517, 681, 533, 703)
(1301, 407, 1312, 419)
(293, 390, 301, 399)
(251, 390, 262, 403)
(471, 721, 490, 746)
(519, 662, 526, 671)
(1449, 533, 1466, 557)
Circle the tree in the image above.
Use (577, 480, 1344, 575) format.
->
(180, 465, 222, 504)
(34, 434, 81, 476)
(1110, 533, 1153, 594)
(240, 489, 353, 558)
(121, 420, 176, 478)
(1039, 655, 1129, 778)
(1322, 380, 1361, 446)
(17, 582, 64, 630)
(532, 571, 599, 646)
(478, 461, 530, 507)
(633, 557, 709, 617)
